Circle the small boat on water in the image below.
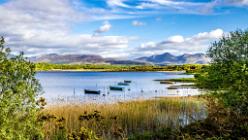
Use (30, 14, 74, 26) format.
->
(84, 89, 101, 94)
(124, 80, 132, 83)
(117, 82, 129, 86)
(109, 86, 124, 91)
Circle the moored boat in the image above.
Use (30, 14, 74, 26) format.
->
(124, 80, 132, 83)
(117, 82, 129, 86)
(109, 86, 124, 91)
(84, 89, 101, 94)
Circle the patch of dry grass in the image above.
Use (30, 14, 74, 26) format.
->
(42, 97, 206, 139)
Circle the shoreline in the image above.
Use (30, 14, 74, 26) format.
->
(36, 69, 186, 73)
(45, 95, 203, 107)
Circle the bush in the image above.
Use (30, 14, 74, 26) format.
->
(196, 30, 248, 115)
(180, 97, 248, 139)
(0, 37, 44, 139)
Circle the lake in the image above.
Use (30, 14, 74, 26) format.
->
(36, 71, 201, 104)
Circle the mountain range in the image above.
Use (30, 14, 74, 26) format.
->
(29, 52, 210, 65)
(136, 53, 210, 65)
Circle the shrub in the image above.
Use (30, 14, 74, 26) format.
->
(196, 30, 248, 115)
(0, 37, 44, 139)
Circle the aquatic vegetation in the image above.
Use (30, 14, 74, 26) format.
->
(42, 97, 206, 139)
(155, 78, 196, 83)
(129, 97, 248, 140)
(159, 81, 174, 84)
(167, 84, 197, 90)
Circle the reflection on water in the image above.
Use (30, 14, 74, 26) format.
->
(36, 71, 203, 104)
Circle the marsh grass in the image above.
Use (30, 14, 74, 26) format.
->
(155, 78, 196, 83)
(42, 97, 206, 139)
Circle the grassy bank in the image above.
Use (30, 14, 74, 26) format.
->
(41, 97, 206, 139)
(35, 63, 206, 73)
(155, 78, 198, 90)
(155, 78, 196, 83)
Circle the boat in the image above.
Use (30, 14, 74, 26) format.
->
(109, 86, 124, 91)
(84, 89, 101, 94)
(124, 80, 132, 83)
(117, 82, 129, 86)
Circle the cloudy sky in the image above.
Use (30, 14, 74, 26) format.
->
(0, 0, 248, 58)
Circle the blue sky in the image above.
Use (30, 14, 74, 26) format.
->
(0, 0, 248, 58)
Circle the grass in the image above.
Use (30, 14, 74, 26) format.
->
(167, 84, 197, 89)
(159, 81, 174, 84)
(155, 78, 196, 83)
(41, 97, 206, 139)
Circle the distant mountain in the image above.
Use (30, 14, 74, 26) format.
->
(29, 52, 209, 65)
(176, 53, 210, 64)
(136, 53, 210, 64)
(29, 54, 149, 65)
(137, 53, 177, 64)
(105, 59, 150, 65)
(29, 54, 105, 64)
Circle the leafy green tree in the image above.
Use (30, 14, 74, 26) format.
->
(196, 30, 248, 115)
(0, 37, 44, 139)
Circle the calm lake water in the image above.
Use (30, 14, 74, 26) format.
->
(36, 71, 201, 104)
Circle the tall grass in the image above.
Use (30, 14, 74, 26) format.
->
(42, 97, 206, 139)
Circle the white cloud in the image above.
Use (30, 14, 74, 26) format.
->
(190, 28, 224, 41)
(107, 0, 130, 8)
(140, 41, 156, 48)
(167, 35, 185, 43)
(94, 21, 112, 34)
(0, 0, 130, 57)
(137, 29, 224, 56)
(0, 0, 241, 59)
(104, 0, 248, 16)
(136, 3, 159, 9)
(132, 20, 145, 26)
(106, 0, 248, 16)
(8, 34, 129, 57)
(134, 0, 218, 14)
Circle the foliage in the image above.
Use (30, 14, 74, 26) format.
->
(0, 37, 44, 139)
(35, 62, 206, 73)
(156, 78, 196, 83)
(180, 96, 248, 140)
(128, 127, 177, 140)
(196, 30, 248, 115)
(129, 97, 248, 140)
(68, 127, 100, 140)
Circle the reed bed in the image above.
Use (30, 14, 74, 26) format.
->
(42, 97, 206, 139)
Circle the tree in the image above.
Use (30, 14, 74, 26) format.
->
(196, 30, 248, 115)
(0, 37, 44, 139)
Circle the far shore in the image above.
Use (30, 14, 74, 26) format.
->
(36, 69, 187, 73)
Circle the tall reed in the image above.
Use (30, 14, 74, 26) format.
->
(42, 97, 206, 139)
